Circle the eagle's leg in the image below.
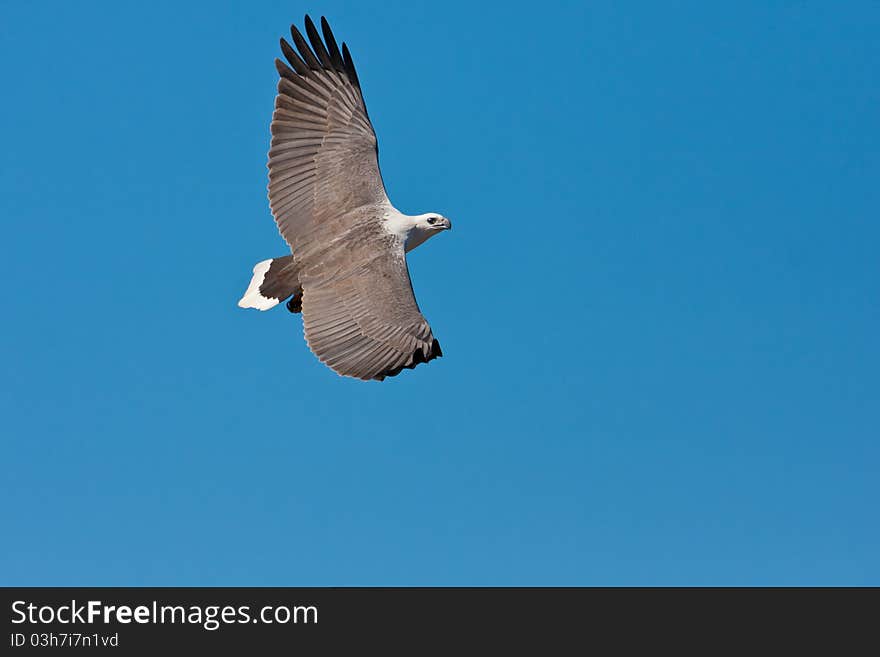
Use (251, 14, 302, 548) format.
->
(286, 289, 304, 314)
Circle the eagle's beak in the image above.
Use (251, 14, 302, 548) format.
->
(443, 217, 453, 231)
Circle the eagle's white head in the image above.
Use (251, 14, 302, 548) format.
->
(406, 213, 452, 252)
(384, 211, 452, 252)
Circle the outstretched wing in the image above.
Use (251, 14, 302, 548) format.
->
(298, 214, 442, 381)
(268, 15, 387, 249)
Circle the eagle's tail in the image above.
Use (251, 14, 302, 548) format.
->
(237, 256, 303, 312)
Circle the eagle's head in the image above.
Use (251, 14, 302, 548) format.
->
(416, 213, 452, 232)
(404, 213, 452, 252)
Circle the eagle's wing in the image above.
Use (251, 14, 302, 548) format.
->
(299, 214, 442, 381)
(268, 15, 387, 248)
(269, 16, 441, 381)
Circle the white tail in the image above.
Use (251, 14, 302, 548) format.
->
(237, 260, 281, 310)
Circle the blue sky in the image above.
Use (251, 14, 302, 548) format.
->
(1, 1, 878, 585)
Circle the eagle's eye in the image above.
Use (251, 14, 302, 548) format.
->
(427, 217, 438, 225)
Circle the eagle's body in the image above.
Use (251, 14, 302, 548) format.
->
(238, 16, 451, 381)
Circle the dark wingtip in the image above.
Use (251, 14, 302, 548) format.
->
(284, 16, 363, 86)
(274, 57, 298, 82)
(374, 340, 443, 380)
(279, 37, 308, 75)
(290, 23, 320, 70)
(320, 15, 345, 71)
(304, 14, 332, 68)
(341, 42, 361, 89)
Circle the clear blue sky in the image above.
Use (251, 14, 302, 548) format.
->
(1, 1, 878, 585)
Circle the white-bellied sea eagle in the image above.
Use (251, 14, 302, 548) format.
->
(238, 15, 452, 381)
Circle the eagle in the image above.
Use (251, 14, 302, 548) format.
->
(238, 16, 452, 381)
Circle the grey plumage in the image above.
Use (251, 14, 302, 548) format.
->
(240, 15, 447, 381)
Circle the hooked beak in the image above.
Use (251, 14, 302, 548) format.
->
(442, 217, 453, 231)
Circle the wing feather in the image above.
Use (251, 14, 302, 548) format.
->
(305, 15, 334, 69)
(279, 39, 309, 75)
(320, 16, 346, 71)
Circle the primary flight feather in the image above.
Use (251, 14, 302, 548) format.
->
(238, 15, 452, 381)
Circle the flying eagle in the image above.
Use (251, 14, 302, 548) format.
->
(238, 15, 452, 381)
